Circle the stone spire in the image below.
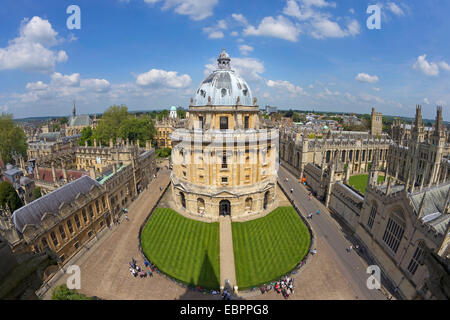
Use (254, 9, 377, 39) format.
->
(433, 106, 443, 137)
(72, 100, 76, 118)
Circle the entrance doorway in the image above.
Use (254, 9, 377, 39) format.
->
(219, 200, 231, 216)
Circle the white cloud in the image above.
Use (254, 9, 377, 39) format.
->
(413, 54, 439, 76)
(356, 73, 379, 83)
(373, 87, 381, 92)
(81, 79, 111, 93)
(136, 69, 191, 88)
(439, 61, 450, 71)
(203, 19, 228, 39)
(26, 81, 48, 91)
(239, 45, 254, 55)
(267, 79, 306, 95)
(0, 16, 67, 73)
(231, 31, 239, 37)
(232, 13, 248, 26)
(387, 2, 404, 16)
(144, 0, 218, 21)
(51, 72, 81, 87)
(244, 15, 301, 42)
(423, 98, 430, 105)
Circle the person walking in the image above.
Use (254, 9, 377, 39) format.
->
(125, 213, 129, 221)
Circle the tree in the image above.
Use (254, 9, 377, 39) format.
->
(119, 116, 155, 147)
(0, 113, 27, 164)
(157, 110, 169, 121)
(60, 117, 68, 125)
(93, 105, 129, 145)
(79, 126, 94, 146)
(52, 284, 95, 300)
(177, 109, 186, 119)
(0, 181, 23, 212)
(33, 187, 42, 200)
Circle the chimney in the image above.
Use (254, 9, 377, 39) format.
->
(110, 138, 113, 148)
(51, 164, 57, 183)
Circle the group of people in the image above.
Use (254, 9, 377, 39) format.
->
(129, 258, 156, 278)
(260, 277, 295, 299)
(346, 244, 359, 253)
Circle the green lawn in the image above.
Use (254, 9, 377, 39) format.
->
(141, 208, 220, 289)
(348, 174, 385, 195)
(232, 206, 311, 290)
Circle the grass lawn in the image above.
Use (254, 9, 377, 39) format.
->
(141, 208, 220, 289)
(348, 174, 385, 195)
(232, 206, 310, 290)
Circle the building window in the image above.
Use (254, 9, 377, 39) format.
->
(222, 177, 228, 183)
(382, 217, 405, 254)
(74, 214, 81, 229)
(88, 205, 94, 219)
(198, 116, 204, 129)
(59, 225, 66, 240)
(100, 221, 104, 228)
(82, 209, 88, 223)
(407, 243, 425, 275)
(368, 205, 377, 230)
(222, 152, 228, 169)
(74, 242, 80, 249)
(60, 255, 65, 263)
(220, 116, 229, 130)
(50, 231, 59, 247)
(180, 192, 186, 209)
(88, 231, 93, 238)
(102, 197, 106, 211)
(67, 220, 74, 234)
(244, 116, 249, 129)
(41, 237, 49, 250)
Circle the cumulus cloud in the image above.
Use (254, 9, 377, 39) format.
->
(423, 98, 430, 105)
(267, 79, 306, 95)
(413, 54, 440, 76)
(0, 16, 67, 73)
(439, 61, 450, 71)
(282, 0, 360, 39)
(356, 73, 379, 83)
(243, 15, 301, 42)
(232, 13, 248, 26)
(239, 44, 254, 55)
(144, 0, 218, 21)
(386, 2, 404, 16)
(136, 69, 191, 88)
(203, 19, 228, 39)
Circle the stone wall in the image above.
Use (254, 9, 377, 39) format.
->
(328, 182, 364, 231)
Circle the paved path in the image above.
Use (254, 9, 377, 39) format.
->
(272, 166, 388, 300)
(219, 215, 237, 290)
(43, 168, 215, 300)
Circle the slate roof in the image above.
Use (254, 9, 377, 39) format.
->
(69, 115, 92, 127)
(11, 175, 102, 233)
(410, 183, 450, 235)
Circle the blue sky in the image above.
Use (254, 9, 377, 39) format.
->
(0, 0, 449, 120)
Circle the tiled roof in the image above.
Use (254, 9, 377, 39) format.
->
(11, 175, 102, 233)
(36, 167, 86, 183)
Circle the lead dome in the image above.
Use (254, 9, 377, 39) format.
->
(193, 49, 253, 107)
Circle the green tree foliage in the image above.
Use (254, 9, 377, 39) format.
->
(157, 109, 169, 121)
(119, 115, 155, 147)
(60, 117, 68, 125)
(51, 284, 95, 300)
(156, 148, 172, 158)
(0, 181, 23, 212)
(92, 105, 129, 145)
(90, 105, 155, 147)
(0, 113, 27, 164)
(33, 187, 42, 200)
(177, 109, 186, 119)
(79, 126, 94, 146)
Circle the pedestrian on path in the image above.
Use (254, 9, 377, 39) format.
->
(316, 210, 320, 215)
(125, 214, 129, 221)
(308, 213, 313, 219)
(290, 188, 294, 194)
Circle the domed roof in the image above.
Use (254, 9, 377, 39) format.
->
(170, 106, 177, 111)
(193, 49, 253, 107)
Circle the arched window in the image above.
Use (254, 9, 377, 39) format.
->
(197, 198, 205, 212)
(219, 200, 231, 216)
(245, 197, 253, 211)
(180, 192, 186, 209)
(367, 203, 377, 230)
(407, 241, 425, 275)
(382, 211, 405, 254)
(263, 191, 270, 210)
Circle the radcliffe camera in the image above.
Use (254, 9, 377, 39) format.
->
(0, 0, 448, 311)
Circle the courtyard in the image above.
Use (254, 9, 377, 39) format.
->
(348, 174, 385, 195)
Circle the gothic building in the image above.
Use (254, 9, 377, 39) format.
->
(170, 49, 279, 219)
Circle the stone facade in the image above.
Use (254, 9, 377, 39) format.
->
(170, 50, 278, 220)
(371, 107, 383, 137)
